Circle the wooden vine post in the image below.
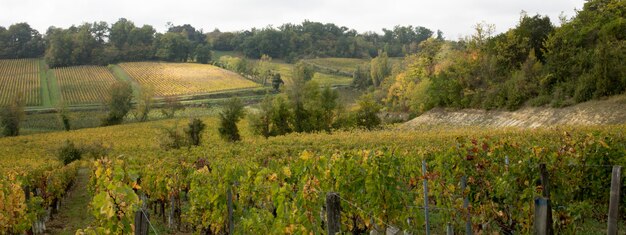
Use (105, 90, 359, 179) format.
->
(534, 163, 553, 235)
(326, 192, 341, 235)
(607, 166, 621, 235)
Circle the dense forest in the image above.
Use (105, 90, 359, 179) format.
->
(379, 0, 625, 113)
(208, 22, 440, 60)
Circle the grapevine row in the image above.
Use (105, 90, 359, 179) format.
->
(54, 66, 118, 105)
(0, 58, 41, 106)
(119, 62, 259, 97)
(83, 128, 626, 234)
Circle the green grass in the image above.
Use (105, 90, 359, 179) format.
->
(44, 167, 93, 234)
(312, 73, 353, 86)
(212, 52, 355, 87)
(39, 59, 52, 107)
(212, 50, 245, 60)
(303, 58, 369, 74)
(109, 64, 141, 98)
(263, 61, 353, 87)
(45, 69, 62, 107)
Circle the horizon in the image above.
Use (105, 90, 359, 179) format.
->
(1, 0, 585, 39)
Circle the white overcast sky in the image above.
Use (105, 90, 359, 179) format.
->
(0, 0, 585, 39)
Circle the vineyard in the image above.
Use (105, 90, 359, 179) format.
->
(0, 59, 42, 106)
(269, 62, 353, 87)
(303, 58, 369, 74)
(119, 62, 260, 97)
(0, 115, 625, 234)
(53, 66, 120, 105)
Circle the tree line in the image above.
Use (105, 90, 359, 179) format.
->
(0, 19, 212, 67)
(209, 21, 439, 61)
(0, 19, 438, 67)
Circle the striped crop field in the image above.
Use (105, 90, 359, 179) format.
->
(119, 62, 260, 97)
(53, 66, 119, 105)
(0, 59, 41, 106)
(303, 58, 369, 74)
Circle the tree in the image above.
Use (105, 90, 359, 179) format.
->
(256, 54, 277, 85)
(271, 73, 284, 91)
(102, 81, 133, 126)
(218, 98, 246, 142)
(155, 32, 192, 62)
(0, 98, 25, 137)
(355, 94, 381, 130)
(370, 52, 390, 87)
(185, 118, 206, 146)
(56, 103, 71, 131)
(161, 96, 185, 118)
(319, 86, 339, 132)
(194, 44, 212, 64)
(293, 61, 315, 82)
(248, 95, 273, 138)
(271, 95, 292, 135)
(352, 65, 371, 88)
(133, 86, 154, 122)
(287, 64, 309, 132)
(0, 23, 45, 59)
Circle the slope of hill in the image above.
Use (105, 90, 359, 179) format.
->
(403, 95, 626, 129)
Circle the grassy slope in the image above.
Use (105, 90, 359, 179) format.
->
(39, 59, 52, 107)
(213, 51, 355, 87)
(109, 64, 142, 98)
(303, 58, 369, 74)
(45, 68, 62, 107)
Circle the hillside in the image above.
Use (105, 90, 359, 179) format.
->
(403, 95, 626, 129)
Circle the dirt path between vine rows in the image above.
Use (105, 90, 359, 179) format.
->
(45, 167, 92, 235)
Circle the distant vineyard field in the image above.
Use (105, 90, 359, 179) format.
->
(119, 62, 260, 97)
(303, 58, 369, 74)
(53, 66, 119, 105)
(271, 62, 353, 86)
(0, 59, 41, 106)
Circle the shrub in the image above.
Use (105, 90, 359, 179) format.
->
(56, 104, 71, 131)
(160, 124, 187, 150)
(57, 140, 82, 165)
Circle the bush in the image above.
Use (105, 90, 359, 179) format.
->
(57, 140, 82, 165)
(57, 104, 71, 131)
(160, 124, 187, 150)
(81, 141, 111, 159)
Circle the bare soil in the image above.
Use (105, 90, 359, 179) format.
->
(403, 95, 626, 129)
